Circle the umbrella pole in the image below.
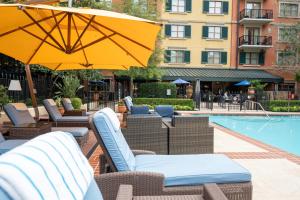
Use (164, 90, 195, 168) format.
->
(25, 64, 39, 120)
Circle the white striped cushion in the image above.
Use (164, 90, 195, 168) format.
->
(0, 132, 93, 200)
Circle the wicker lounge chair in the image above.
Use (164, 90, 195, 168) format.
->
(0, 132, 228, 200)
(164, 116, 214, 154)
(3, 103, 89, 147)
(43, 99, 90, 128)
(124, 96, 152, 114)
(62, 98, 94, 116)
(0, 132, 27, 155)
(90, 108, 252, 200)
(122, 114, 168, 154)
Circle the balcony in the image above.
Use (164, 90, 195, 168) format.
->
(239, 9, 273, 24)
(239, 35, 272, 50)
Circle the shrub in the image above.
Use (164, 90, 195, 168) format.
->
(138, 82, 177, 98)
(133, 98, 195, 110)
(0, 85, 10, 108)
(270, 106, 300, 112)
(71, 98, 82, 109)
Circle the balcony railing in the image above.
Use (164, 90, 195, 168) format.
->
(239, 35, 272, 46)
(239, 9, 273, 20)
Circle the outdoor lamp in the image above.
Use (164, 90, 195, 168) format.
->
(8, 80, 22, 102)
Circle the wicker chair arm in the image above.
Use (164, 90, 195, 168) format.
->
(95, 172, 165, 200)
(116, 185, 133, 200)
(203, 184, 228, 200)
(173, 111, 181, 116)
(132, 150, 156, 156)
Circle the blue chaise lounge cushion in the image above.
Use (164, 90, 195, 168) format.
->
(135, 154, 251, 186)
(155, 105, 174, 118)
(93, 109, 135, 171)
(131, 106, 150, 115)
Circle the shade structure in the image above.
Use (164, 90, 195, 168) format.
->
(235, 80, 251, 86)
(172, 78, 189, 84)
(195, 79, 201, 109)
(0, 4, 161, 68)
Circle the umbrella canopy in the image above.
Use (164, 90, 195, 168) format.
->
(0, 4, 161, 68)
(235, 80, 251, 86)
(172, 78, 189, 84)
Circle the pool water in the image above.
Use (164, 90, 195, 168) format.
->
(207, 115, 300, 156)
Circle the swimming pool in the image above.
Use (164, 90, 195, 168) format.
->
(207, 115, 300, 156)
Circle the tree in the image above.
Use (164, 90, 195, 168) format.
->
(114, 0, 163, 96)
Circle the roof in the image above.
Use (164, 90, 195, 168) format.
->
(161, 67, 283, 83)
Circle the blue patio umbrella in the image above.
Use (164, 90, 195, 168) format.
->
(172, 78, 189, 84)
(235, 80, 251, 86)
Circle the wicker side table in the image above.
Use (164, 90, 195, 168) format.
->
(8, 122, 52, 139)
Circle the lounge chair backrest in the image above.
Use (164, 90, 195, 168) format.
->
(124, 96, 133, 111)
(62, 98, 74, 111)
(0, 133, 4, 143)
(3, 103, 36, 125)
(155, 105, 174, 118)
(43, 99, 62, 121)
(0, 132, 103, 200)
(92, 108, 135, 171)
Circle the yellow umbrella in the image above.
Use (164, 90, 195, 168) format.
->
(0, 3, 161, 116)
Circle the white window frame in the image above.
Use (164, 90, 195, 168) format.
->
(208, 51, 221, 64)
(279, 2, 299, 17)
(170, 50, 185, 63)
(208, 26, 221, 39)
(209, 1, 222, 14)
(277, 51, 297, 65)
(278, 27, 297, 42)
(171, 25, 185, 38)
(245, 52, 259, 65)
(171, 0, 186, 13)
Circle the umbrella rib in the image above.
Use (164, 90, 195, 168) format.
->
(51, 10, 67, 50)
(71, 15, 89, 65)
(76, 14, 153, 51)
(70, 15, 96, 52)
(54, 63, 62, 70)
(74, 15, 146, 67)
(25, 13, 68, 64)
(22, 9, 65, 52)
(0, 12, 65, 38)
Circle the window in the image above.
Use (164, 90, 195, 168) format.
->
(278, 27, 297, 42)
(165, 50, 190, 63)
(208, 51, 220, 64)
(280, 3, 299, 17)
(245, 52, 259, 65)
(209, 1, 222, 14)
(277, 51, 297, 65)
(208, 26, 221, 39)
(172, 0, 185, 12)
(171, 25, 185, 38)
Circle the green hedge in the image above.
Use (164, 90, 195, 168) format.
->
(268, 100, 300, 107)
(271, 106, 300, 112)
(133, 98, 195, 110)
(138, 82, 177, 98)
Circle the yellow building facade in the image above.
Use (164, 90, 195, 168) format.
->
(160, 0, 233, 68)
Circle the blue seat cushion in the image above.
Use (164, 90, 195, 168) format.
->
(51, 127, 89, 137)
(84, 179, 103, 200)
(0, 140, 27, 155)
(131, 106, 150, 115)
(135, 154, 251, 186)
(155, 105, 174, 118)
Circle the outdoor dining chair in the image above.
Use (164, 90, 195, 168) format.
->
(90, 108, 252, 200)
(0, 131, 228, 200)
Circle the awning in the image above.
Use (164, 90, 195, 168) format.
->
(161, 67, 283, 83)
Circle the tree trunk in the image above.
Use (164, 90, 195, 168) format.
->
(130, 77, 134, 97)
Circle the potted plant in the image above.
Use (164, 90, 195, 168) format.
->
(248, 86, 255, 95)
(117, 100, 127, 113)
(55, 97, 64, 115)
(186, 85, 193, 99)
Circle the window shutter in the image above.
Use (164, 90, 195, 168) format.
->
(221, 27, 228, 39)
(222, 2, 229, 14)
(165, 50, 171, 63)
(165, 24, 171, 37)
(165, 0, 172, 12)
(202, 26, 208, 38)
(201, 51, 208, 64)
(259, 52, 265, 65)
(203, 0, 209, 13)
(184, 51, 191, 63)
(239, 52, 246, 64)
(185, 25, 191, 38)
(185, 0, 192, 12)
(221, 52, 227, 64)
